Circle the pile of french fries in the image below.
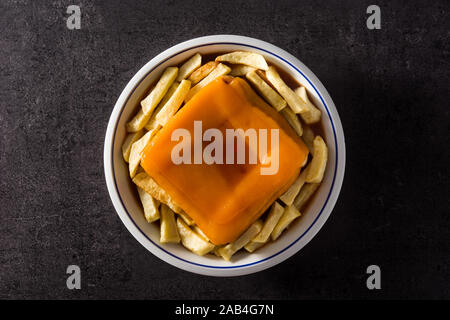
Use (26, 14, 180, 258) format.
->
(122, 51, 328, 261)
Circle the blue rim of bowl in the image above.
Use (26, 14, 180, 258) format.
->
(111, 42, 338, 269)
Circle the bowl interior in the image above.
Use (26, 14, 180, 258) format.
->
(110, 43, 338, 269)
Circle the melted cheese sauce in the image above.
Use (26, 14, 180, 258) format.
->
(141, 76, 309, 245)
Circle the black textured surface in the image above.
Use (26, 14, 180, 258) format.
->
(1, 0, 449, 299)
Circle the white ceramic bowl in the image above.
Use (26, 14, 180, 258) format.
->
(104, 35, 345, 276)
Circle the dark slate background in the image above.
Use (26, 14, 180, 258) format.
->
(1, 0, 449, 299)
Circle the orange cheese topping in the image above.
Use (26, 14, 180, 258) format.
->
(141, 76, 309, 245)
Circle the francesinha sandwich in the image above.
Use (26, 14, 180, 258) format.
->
(123, 51, 328, 261)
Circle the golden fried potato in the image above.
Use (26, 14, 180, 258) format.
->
(128, 128, 159, 178)
(132, 172, 183, 214)
(271, 205, 301, 241)
(229, 64, 256, 77)
(177, 218, 215, 256)
(302, 124, 315, 153)
(215, 51, 269, 70)
(294, 86, 321, 124)
(244, 240, 264, 253)
(256, 69, 271, 84)
(122, 130, 144, 162)
(293, 182, 320, 210)
(252, 201, 285, 243)
(193, 225, 210, 242)
(265, 66, 308, 114)
(185, 63, 231, 102)
(177, 53, 202, 81)
(137, 187, 160, 222)
(305, 136, 328, 183)
(188, 61, 218, 84)
(280, 107, 303, 136)
(141, 67, 178, 115)
(126, 68, 178, 132)
(136, 165, 145, 174)
(126, 108, 150, 133)
(154, 79, 191, 126)
(246, 70, 287, 111)
(212, 246, 223, 257)
(178, 210, 195, 226)
(279, 169, 308, 206)
(160, 204, 180, 243)
(218, 220, 263, 261)
(144, 82, 180, 130)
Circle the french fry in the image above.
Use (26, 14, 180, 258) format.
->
(160, 204, 180, 243)
(215, 51, 269, 70)
(159, 82, 180, 107)
(145, 82, 180, 130)
(279, 169, 307, 206)
(244, 240, 264, 253)
(126, 108, 150, 133)
(188, 61, 218, 84)
(136, 165, 145, 174)
(252, 201, 285, 243)
(305, 136, 328, 183)
(177, 218, 215, 255)
(218, 220, 263, 261)
(265, 66, 308, 114)
(293, 182, 320, 210)
(177, 53, 202, 81)
(229, 64, 256, 77)
(141, 67, 178, 115)
(178, 210, 195, 226)
(280, 107, 303, 136)
(128, 128, 159, 178)
(256, 69, 271, 85)
(193, 225, 210, 242)
(185, 63, 231, 102)
(154, 79, 191, 126)
(137, 187, 160, 222)
(271, 205, 301, 241)
(132, 172, 184, 214)
(302, 125, 315, 152)
(122, 130, 144, 162)
(126, 68, 178, 132)
(212, 246, 223, 257)
(246, 70, 287, 111)
(294, 86, 321, 124)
